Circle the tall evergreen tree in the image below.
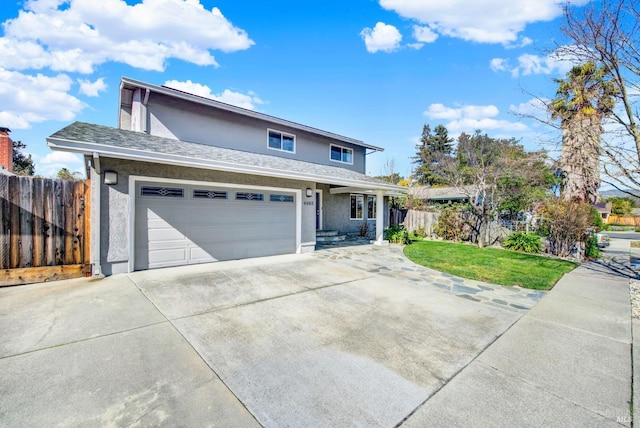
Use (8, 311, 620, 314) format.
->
(412, 124, 453, 185)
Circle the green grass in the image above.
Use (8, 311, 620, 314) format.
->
(404, 240, 578, 290)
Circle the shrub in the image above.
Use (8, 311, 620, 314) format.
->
(434, 207, 467, 241)
(503, 232, 542, 253)
(539, 199, 592, 258)
(585, 235, 600, 259)
(384, 224, 410, 245)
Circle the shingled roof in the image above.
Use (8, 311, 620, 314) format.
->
(47, 122, 404, 192)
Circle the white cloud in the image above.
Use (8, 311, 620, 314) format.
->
(425, 103, 499, 121)
(491, 48, 579, 78)
(0, 69, 85, 129)
(0, 0, 253, 73)
(490, 58, 509, 72)
(40, 151, 83, 165)
(510, 98, 550, 118)
(413, 25, 438, 43)
(423, 102, 528, 135)
(511, 53, 574, 77)
(360, 22, 402, 53)
(36, 150, 84, 178)
(163, 80, 264, 110)
(379, 0, 591, 44)
(78, 77, 107, 97)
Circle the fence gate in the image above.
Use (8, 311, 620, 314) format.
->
(0, 175, 91, 286)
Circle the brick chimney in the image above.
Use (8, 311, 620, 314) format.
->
(0, 127, 13, 172)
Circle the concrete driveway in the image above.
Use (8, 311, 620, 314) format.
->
(0, 249, 524, 427)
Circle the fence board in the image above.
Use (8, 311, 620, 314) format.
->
(32, 178, 44, 267)
(0, 175, 9, 269)
(608, 215, 640, 227)
(19, 176, 33, 267)
(53, 180, 64, 265)
(63, 180, 74, 265)
(43, 179, 54, 266)
(0, 176, 91, 285)
(83, 180, 91, 264)
(402, 210, 440, 236)
(9, 176, 20, 268)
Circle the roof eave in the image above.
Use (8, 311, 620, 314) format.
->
(47, 136, 403, 193)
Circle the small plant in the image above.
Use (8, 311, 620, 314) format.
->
(384, 224, 410, 245)
(358, 221, 370, 238)
(503, 232, 542, 254)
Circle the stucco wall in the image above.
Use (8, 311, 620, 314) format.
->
(143, 92, 368, 174)
(97, 158, 316, 275)
(318, 184, 389, 238)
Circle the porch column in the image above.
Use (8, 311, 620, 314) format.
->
(374, 190, 387, 245)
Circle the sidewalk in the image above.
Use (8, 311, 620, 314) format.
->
(402, 238, 635, 427)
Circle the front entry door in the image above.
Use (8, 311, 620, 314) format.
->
(315, 190, 322, 230)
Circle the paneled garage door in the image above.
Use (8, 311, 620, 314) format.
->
(134, 182, 297, 270)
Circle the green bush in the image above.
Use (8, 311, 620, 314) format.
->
(503, 232, 542, 254)
(585, 235, 600, 259)
(384, 224, 410, 245)
(434, 207, 467, 241)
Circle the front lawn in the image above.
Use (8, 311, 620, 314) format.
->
(404, 240, 577, 290)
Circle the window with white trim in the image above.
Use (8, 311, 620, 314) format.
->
(330, 144, 353, 164)
(367, 196, 376, 219)
(268, 129, 295, 153)
(350, 194, 364, 220)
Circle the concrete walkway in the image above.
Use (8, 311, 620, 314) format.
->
(402, 237, 635, 427)
(314, 244, 547, 311)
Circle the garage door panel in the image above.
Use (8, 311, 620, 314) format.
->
(148, 247, 189, 267)
(135, 183, 297, 270)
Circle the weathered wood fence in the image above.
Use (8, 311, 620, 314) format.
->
(607, 215, 640, 227)
(0, 175, 91, 286)
(402, 210, 440, 236)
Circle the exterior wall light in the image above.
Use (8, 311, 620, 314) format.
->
(103, 170, 118, 185)
(306, 188, 313, 197)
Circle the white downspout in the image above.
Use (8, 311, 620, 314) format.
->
(91, 152, 103, 277)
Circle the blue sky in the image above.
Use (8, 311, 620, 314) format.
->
(0, 0, 591, 178)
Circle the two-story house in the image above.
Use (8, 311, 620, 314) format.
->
(47, 77, 404, 276)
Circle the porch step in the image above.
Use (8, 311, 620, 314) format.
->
(316, 230, 347, 242)
(316, 230, 339, 237)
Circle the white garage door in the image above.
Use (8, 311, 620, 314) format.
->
(134, 182, 297, 270)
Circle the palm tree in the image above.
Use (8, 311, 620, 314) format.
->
(550, 62, 617, 204)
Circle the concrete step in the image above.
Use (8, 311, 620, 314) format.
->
(316, 234, 347, 242)
(316, 230, 339, 237)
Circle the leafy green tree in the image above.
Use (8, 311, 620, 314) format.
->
(604, 196, 636, 216)
(440, 131, 555, 248)
(57, 167, 82, 181)
(412, 124, 453, 185)
(550, 62, 617, 203)
(12, 140, 35, 176)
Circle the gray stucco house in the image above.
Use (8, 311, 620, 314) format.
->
(47, 77, 404, 275)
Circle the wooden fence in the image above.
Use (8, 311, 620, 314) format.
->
(402, 210, 440, 236)
(0, 175, 91, 286)
(607, 215, 640, 227)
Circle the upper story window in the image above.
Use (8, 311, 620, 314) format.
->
(268, 129, 295, 153)
(330, 144, 353, 164)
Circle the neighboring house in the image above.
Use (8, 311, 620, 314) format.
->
(0, 127, 14, 173)
(593, 202, 613, 223)
(409, 185, 474, 205)
(47, 77, 404, 275)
